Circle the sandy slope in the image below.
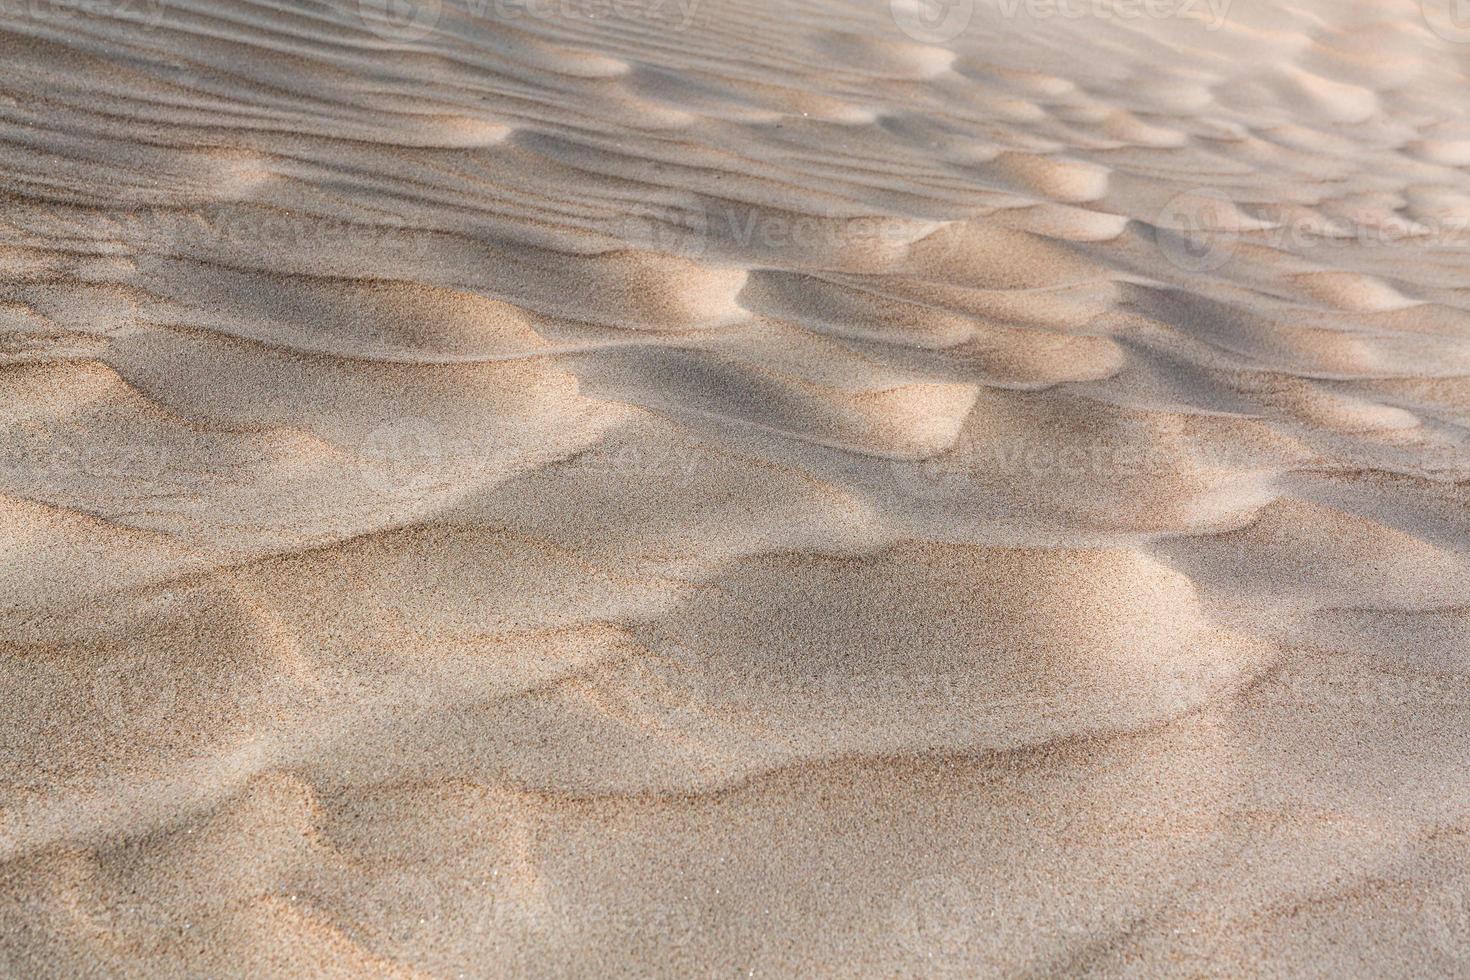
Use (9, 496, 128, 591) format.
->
(3, 0, 1470, 974)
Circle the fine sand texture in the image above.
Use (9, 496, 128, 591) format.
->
(4, 0, 1470, 975)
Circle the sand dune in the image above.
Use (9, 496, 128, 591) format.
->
(3, 0, 1470, 975)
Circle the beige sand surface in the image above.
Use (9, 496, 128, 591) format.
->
(3, 0, 1470, 974)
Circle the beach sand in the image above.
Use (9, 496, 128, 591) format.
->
(3, 0, 1470, 974)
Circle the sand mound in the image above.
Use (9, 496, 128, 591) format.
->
(6, 0, 1470, 975)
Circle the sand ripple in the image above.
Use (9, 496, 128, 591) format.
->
(4, 0, 1470, 975)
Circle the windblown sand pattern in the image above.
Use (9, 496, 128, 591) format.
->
(3, 0, 1470, 974)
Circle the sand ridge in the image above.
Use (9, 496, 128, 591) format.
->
(3, 0, 1470, 975)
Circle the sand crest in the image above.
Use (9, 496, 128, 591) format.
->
(3, 0, 1470, 975)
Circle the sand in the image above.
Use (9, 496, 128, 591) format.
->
(2, 0, 1470, 975)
